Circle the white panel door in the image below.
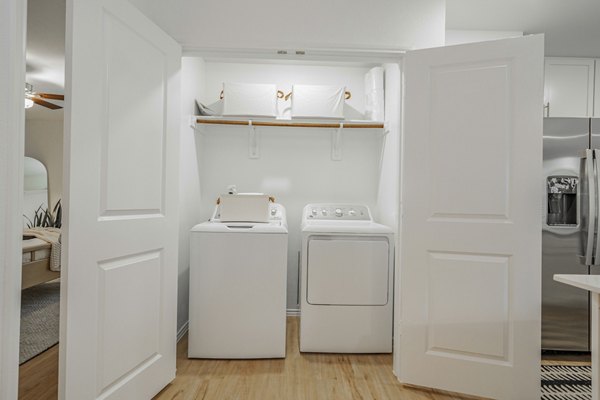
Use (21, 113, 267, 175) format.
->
(544, 57, 595, 117)
(400, 35, 543, 399)
(61, 0, 181, 398)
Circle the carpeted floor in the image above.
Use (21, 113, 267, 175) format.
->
(541, 364, 591, 399)
(20, 281, 60, 364)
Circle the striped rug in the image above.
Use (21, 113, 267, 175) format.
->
(542, 364, 591, 400)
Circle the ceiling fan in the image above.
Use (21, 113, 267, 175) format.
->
(25, 83, 64, 110)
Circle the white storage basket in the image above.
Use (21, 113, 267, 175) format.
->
(218, 194, 270, 223)
(290, 84, 347, 119)
(222, 82, 279, 117)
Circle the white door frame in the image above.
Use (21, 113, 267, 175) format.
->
(0, 0, 27, 399)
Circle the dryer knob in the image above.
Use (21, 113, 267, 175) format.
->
(335, 208, 343, 217)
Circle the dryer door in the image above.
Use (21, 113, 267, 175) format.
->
(307, 236, 389, 305)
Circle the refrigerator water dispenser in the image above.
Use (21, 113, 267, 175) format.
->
(547, 176, 577, 226)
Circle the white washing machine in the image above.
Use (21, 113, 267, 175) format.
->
(300, 204, 394, 353)
(188, 203, 288, 359)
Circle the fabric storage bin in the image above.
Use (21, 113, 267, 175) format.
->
(222, 82, 279, 117)
(290, 84, 346, 119)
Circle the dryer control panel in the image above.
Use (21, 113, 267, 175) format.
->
(305, 204, 371, 220)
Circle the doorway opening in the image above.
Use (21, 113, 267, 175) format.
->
(18, 0, 65, 398)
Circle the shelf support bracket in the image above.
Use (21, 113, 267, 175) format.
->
(248, 121, 260, 159)
(331, 123, 343, 161)
(191, 116, 207, 134)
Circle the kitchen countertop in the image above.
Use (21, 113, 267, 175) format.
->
(555, 274, 600, 294)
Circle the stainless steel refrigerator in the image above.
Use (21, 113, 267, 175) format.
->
(543, 117, 600, 351)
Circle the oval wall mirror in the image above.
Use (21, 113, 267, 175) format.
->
(23, 156, 49, 228)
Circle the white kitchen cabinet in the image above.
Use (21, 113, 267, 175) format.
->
(595, 60, 600, 117)
(544, 57, 595, 117)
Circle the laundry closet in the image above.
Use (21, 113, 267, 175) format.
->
(174, 34, 544, 397)
(179, 54, 402, 312)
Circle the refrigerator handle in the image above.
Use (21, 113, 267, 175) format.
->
(594, 149, 600, 265)
(584, 149, 596, 265)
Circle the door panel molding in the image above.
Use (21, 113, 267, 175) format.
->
(427, 251, 511, 362)
(429, 60, 512, 221)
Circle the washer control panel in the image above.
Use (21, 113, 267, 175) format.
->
(268, 203, 283, 220)
(213, 203, 285, 222)
(306, 205, 371, 220)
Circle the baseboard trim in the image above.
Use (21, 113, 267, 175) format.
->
(177, 321, 189, 342)
(287, 308, 300, 316)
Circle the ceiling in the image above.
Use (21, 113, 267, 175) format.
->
(23, 0, 600, 120)
(25, 0, 65, 120)
(446, 0, 600, 57)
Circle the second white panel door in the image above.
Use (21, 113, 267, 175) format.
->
(400, 35, 544, 399)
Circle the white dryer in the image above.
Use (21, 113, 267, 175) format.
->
(188, 203, 288, 359)
(300, 204, 394, 353)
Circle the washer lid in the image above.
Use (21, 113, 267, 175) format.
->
(191, 220, 288, 234)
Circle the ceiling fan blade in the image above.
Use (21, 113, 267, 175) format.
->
(31, 97, 63, 110)
(36, 93, 64, 101)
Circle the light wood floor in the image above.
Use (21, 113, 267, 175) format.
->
(18, 344, 59, 400)
(22, 317, 579, 400)
(154, 317, 473, 400)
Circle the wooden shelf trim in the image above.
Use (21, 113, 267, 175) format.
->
(196, 118, 384, 129)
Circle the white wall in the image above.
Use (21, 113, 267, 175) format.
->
(377, 64, 401, 229)
(24, 117, 64, 209)
(177, 57, 205, 333)
(131, 0, 445, 51)
(196, 60, 386, 310)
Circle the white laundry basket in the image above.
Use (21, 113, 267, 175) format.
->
(218, 193, 270, 223)
(222, 82, 279, 117)
(290, 84, 347, 119)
